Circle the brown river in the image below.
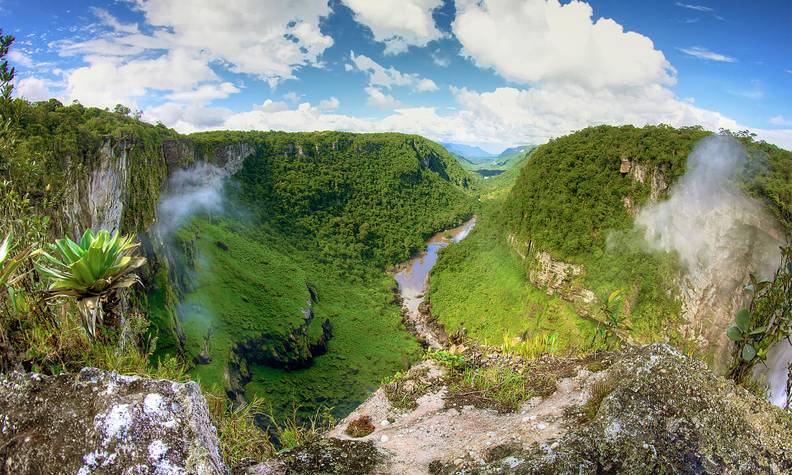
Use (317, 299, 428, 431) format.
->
(394, 217, 476, 349)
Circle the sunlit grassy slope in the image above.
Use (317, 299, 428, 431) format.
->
(427, 201, 597, 355)
(176, 215, 422, 420)
(160, 131, 475, 420)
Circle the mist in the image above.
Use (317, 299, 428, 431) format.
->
(155, 162, 228, 237)
(635, 134, 786, 405)
(636, 135, 780, 278)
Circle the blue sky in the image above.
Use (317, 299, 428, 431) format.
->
(1, 0, 790, 151)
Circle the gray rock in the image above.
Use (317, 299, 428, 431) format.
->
(242, 439, 381, 475)
(0, 368, 228, 474)
(473, 344, 792, 474)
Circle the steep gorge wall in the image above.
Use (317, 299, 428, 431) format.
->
(504, 129, 788, 371)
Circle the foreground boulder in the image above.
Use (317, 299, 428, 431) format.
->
(0, 368, 227, 474)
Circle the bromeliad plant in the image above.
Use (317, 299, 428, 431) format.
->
(35, 229, 146, 340)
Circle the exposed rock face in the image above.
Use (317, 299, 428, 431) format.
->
(620, 159, 669, 214)
(208, 142, 253, 175)
(325, 358, 603, 474)
(674, 211, 782, 371)
(67, 139, 132, 238)
(461, 345, 792, 474)
(507, 234, 597, 315)
(529, 251, 596, 306)
(0, 368, 227, 474)
(242, 439, 381, 475)
(163, 139, 196, 169)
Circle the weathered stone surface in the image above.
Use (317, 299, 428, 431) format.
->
(67, 138, 132, 238)
(0, 368, 227, 474)
(474, 344, 792, 474)
(242, 438, 381, 475)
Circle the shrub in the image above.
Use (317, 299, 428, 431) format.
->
(345, 415, 375, 438)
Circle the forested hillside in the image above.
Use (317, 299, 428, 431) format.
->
(191, 130, 473, 268)
(429, 124, 791, 362)
(504, 125, 790, 259)
(0, 99, 476, 421)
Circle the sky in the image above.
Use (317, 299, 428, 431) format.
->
(1, 0, 790, 152)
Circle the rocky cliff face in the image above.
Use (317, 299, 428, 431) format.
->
(66, 136, 255, 241)
(669, 209, 782, 371)
(510, 154, 784, 372)
(506, 234, 598, 318)
(66, 139, 132, 238)
(455, 344, 792, 474)
(0, 368, 227, 474)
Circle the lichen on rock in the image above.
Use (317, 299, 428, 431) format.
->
(475, 344, 792, 474)
(0, 368, 227, 474)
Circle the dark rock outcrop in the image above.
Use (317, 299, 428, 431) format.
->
(225, 295, 333, 402)
(0, 368, 227, 474)
(243, 438, 381, 475)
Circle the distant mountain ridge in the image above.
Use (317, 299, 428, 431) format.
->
(497, 145, 532, 158)
(441, 142, 495, 162)
(442, 142, 534, 164)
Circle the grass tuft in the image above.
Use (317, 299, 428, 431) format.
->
(447, 366, 529, 413)
(580, 375, 617, 422)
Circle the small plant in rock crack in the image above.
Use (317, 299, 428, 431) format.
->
(428, 349, 466, 369)
(345, 415, 376, 438)
(448, 366, 529, 413)
(727, 244, 792, 384)
(35, 229, 146, 340)
(502, 331, 560, 359)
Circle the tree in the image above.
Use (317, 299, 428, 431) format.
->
(113, 104, 131, 116)
(0, 29, 15, 101)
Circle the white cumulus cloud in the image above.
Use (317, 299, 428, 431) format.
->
(15, 77, 53, 101)
(156, 84, 792, 151)
(319, 97, 341, 109)
(365, 86, 402, 109)
(8, 50, 34, 68)
(349, 52, 439, 93)
(452, 0, 675, 89)
(769, 115, 792, 126)
(341, 0, 444, 55)
(56, 0, 333, 108)
(167, 82, 241, 103)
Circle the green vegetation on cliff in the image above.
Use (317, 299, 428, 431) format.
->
(504, 125, 790, 259)
(430, 125, 791, 357)
(503, 125, 709, 260)
(427, 203, 596, 354)
(172, 215, 423, 420)
(1, 99, 175, 239)
(0, 99, 476, 422)
(161, 131, 475, 419)
(190, 131, 473, 269)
